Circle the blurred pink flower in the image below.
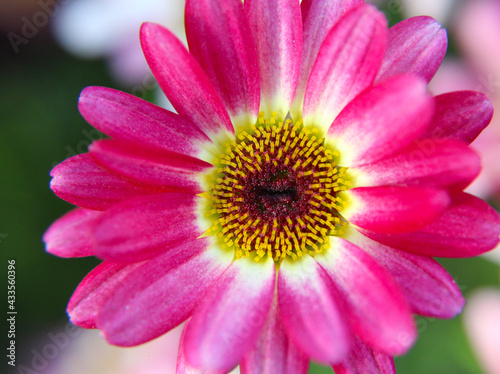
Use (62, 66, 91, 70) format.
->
(427, 0, 500, 263)
(431, 62, 500, 201)
(52, 0, 185, 86)
(428, 0, 500, 202)
(464, 288, 500, 374)
(455, 0, 500, 81)
(44, 0, 500, 373)
(454, 0, 500, 201)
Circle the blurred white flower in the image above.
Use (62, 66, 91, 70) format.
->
(400, 0, 457, 25)
(46, 325, 183, 374)
(52, 0, 185, 86)
(42, 324, 241, 374)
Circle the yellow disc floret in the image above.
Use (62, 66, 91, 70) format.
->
(203, 112, 351, 262)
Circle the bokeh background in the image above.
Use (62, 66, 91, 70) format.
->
(1, 0, 499, 373)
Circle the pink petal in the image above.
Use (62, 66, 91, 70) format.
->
(348, 230, 464, 318)
(327, 75, 433, 166)
(303, 4, 387, 132)
(422, 91, 494, 144)
(140, 23, 233, 139)
(293, 0, 363, 113)
(185, 0, 259, 121)
(278, 255, 350, 364)
(177, 321, 226, 374)
(97, 237, 233, 346)
(68, 261, 143, 329)
(93, 193, 207, 263)
(44, 208, 101, 258)
(300, 0, 363, 29)
(360, 192, 500, 258)
(240, 297, 309, 374)
(332, 337, 395, 374)
(78, 86, 212, 158)
(245, 0, 302, 116)
(89, 140, 210, 192)
(50, 154, 156, 211)
(183, 257, 275, 371)
(351, 139, 480, 190)
(342, 186, 450, 234)
(376, 16, 447, 84)
(316, 237, 417, 355)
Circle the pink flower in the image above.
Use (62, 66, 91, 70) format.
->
(44, 0, 500, 373)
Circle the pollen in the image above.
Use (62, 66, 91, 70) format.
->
(204, 112, 350, 262)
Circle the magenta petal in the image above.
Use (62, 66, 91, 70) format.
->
(245, 0, 302, 115)
(140, 23, 233, 139)
(304, 4, 387, 131)
(89, 140, 209, 192)
(351, 139, 481, 190)
(93, 193, 206, 263)
(50, 154, 156, 211)
(78, 86, 212, 157)
(376, 16, 447, 84)
(44, 208, 101, 258)
(328, 75, 433, 166)
(241, 297, 309, 374)
(332, 337, 395, 374)
(97, 238, 232, 347)
(185, 0, 259, 121)
(183, 257, 275, 371)
(316, 237, 417, 355)
(294, 0, 363, 112)
(422, 91, 494, 144)
(343, 186, 450, 234)
(177, 321, 226, 374)
(68, 261, 143, 329)
(360, 192, 500, 258)
(278, 255, 350, 364)
(350, 232, 464, 318)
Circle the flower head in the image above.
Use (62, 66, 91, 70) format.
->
(44, 0, 500, 373)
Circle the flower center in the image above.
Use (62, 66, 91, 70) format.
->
(204, 113, 350, 262)
(243, 165, 306, 220)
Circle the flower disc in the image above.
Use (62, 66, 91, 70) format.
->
(205, 113, 351, 261)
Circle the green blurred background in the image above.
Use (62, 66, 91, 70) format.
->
(1, 1, 498, 373)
